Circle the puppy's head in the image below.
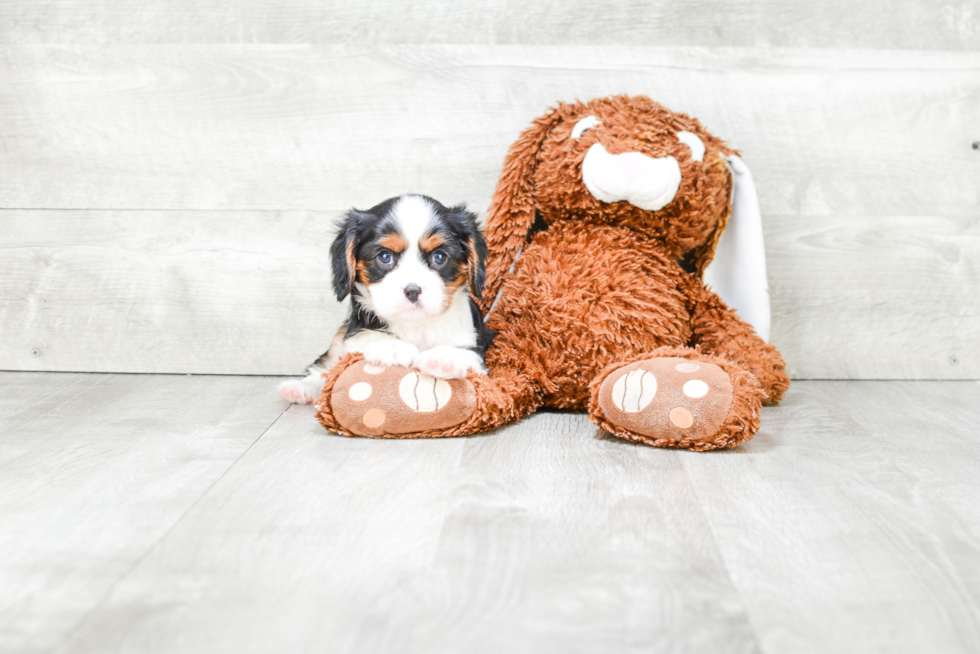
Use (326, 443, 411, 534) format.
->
(330, 194, 487, 322)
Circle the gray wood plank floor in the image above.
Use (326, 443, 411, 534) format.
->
(1, 372, 978, 653)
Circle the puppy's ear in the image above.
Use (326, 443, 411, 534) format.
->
(468, 231, 488, 302)
(481, 104, 568, 312)
(330, 209, 360, 301)
(450, 205, 488, 302)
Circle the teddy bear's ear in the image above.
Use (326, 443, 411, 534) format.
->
(480, 107, 566, 313)
(703, 155, 771, 341)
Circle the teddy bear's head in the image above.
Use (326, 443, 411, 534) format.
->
(482, 95, 739, 309)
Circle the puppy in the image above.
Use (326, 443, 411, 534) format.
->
(279, 194, 494, 404)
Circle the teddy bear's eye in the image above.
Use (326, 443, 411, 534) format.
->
(572, 115, 601, 140)
(677, 131, 705, 162)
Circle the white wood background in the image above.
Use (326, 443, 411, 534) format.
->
(1, 2, 978, 378)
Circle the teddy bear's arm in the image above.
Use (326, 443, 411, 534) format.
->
(685, 277, 789, 403)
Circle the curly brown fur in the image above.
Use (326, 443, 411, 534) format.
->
(483, 95, 737, 312)
(682, 275, 789, 402)
(485, 222, 694, 410)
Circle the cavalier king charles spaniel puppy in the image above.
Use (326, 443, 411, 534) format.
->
(279, 194, 493, 404)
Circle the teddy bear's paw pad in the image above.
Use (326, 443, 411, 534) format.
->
(598, 357, 734, 442)
(329, 360, 476, 437)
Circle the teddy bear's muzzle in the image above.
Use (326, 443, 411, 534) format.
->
(581, 142, 681, 211)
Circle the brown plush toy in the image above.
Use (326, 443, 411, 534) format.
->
(316, 95, 789, 450)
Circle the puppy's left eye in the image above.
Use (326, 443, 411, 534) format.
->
(431, 251, 447, 266)
(378, 251, 394, 266)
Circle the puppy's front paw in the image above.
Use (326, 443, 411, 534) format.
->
(414, 346, 486, 380)
(361, 340, 420, 369)
(278, 379, 318, 405)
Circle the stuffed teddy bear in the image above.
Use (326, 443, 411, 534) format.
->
(315, 94, 789, 450)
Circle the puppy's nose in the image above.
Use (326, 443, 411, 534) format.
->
(404, 284, 422, 303)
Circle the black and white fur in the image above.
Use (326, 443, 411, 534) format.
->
(279, 194, 494, 404)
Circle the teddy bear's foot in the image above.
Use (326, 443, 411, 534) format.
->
(318, 359, 477, 438)
(590, 353, 763, 450)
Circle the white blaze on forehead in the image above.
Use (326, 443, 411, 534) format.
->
(363, 194, 449, 321)
(390, 195, 438, 292)
(677, 131, 706, 162)
(391, 194, 437, 245)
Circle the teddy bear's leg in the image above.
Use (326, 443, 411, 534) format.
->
(589, 347, 766, 450)
(684, 277, 790, 403)
(315, 353, 542, 439)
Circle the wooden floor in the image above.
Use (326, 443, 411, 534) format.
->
(1, 372, 978, 653)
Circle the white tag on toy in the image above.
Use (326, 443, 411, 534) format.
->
(703, 155, 771, 342)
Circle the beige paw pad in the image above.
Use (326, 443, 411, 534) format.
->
(682, 379, 708, 398)
(669, 406, 694, 428)
(610, 369, 657, 412)
(362, 408, 385, 428)
(349, 382, 372, 401)
(399, 372, 452, 412)
(676, 362, 700, 373)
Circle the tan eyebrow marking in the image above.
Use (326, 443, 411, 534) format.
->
(378, 233, 407, 253)
(420, 234, 445, 252)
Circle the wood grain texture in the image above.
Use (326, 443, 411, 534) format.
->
(1, 46, 977, 217)
(1, 44, 977, 379)
(0, 371, 283, 654)
(2, 46, 978, 378)
(0, 376, 971, 653)
(57, 404, 477, 654)
(0, 210, 345, 375)
(56, 407, 760, 654)
(1, 0, 978, 49)
(676, 380, 980, 653)
(768, 214, 980, 379)
(2, 210, 977, 378)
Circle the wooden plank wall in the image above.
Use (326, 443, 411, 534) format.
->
(1, 1, 978, 379)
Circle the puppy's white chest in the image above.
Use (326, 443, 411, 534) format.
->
(388, 288, 477, 351)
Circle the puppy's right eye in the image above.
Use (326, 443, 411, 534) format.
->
(378, 251, 393, 266)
